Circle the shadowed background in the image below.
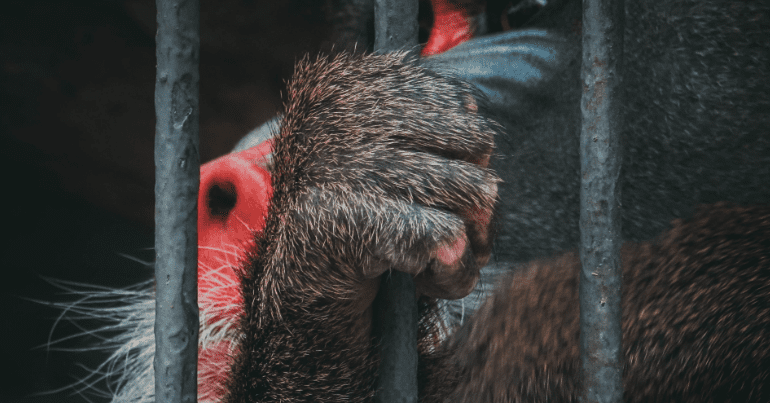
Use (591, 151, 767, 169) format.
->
(1, 1, 332, 401)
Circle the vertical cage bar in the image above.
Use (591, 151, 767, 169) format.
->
(154, 0, 200, 402)
(578, 0, 625, 401)
(372, 1, 419, 402)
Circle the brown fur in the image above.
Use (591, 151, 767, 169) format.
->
(446, 202, 770, 402)
(223, 51, 502, 403)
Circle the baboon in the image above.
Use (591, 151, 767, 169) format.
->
(60, 0, 769, 401)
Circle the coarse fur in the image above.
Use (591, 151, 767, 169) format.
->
(446, 202, 770, 402)
(223, 50, 502, 403)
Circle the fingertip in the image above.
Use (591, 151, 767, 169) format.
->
(436, 233, 468, 267)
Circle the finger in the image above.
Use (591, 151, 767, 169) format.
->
(300, 147, 499, 275)
(308, 148, 499, 216)
(414, 232, 483, 300)
(290, 187, 466, 278)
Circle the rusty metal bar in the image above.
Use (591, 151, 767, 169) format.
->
(154, 0, 200, 401)
(578, 0, 625, 401)
(372, 1, 419, 402)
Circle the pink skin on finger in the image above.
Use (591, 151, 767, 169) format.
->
(436, 234, 468, 267)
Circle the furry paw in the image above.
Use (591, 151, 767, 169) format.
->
(266, 51, 503, 300)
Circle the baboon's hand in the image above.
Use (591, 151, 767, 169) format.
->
(264, 52, 502, 300)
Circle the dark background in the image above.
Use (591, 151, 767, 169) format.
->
(1, 1, 337, 401)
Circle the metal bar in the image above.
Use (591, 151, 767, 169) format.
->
(578, 0, 625, 401)
(372, 1, 419, 402)
(374, 0, 419, 53)
(154, 0, 200, 402)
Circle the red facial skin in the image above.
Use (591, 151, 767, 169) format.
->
(422, 0, 478, 56)
(197, 140, 272, 402)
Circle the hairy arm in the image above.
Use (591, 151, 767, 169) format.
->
(223, 51, 502, 403)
